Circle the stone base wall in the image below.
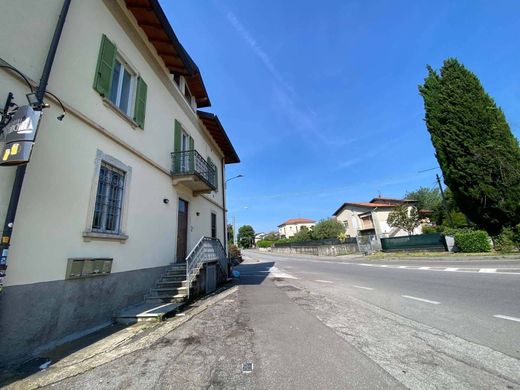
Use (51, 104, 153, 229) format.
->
(0, 265, 168, 368)
(270, 243, 359, 256)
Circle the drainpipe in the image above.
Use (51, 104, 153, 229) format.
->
(0, 0, 72, 282)
(221, 157, 226, 256)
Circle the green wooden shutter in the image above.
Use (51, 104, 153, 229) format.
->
(188, 136, 194, 171)
(134, 77, 147, 129)
(173, 120, 181, 172)
(93, 34, 116, 97)
(207, 157, 218, 190)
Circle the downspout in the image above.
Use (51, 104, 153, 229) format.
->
(221, 157, 226, 256)
(0, 0, 72, 286)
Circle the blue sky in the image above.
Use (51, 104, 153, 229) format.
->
(161, 0, 520, 233)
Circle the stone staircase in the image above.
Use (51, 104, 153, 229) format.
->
(116, 237, 228, 324)
(146, 263, 192, 303)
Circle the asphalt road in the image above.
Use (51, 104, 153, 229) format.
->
(8, 251, 520, 389)
(242, 250, 520, 359)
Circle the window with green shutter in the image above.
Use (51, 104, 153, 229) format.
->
(94, 34, 147, 128)
(207, 156, 218, 190)
(94, 35, 116, 97)
(134, 77, 147, 128)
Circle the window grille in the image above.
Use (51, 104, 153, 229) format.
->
(92, 162, 126, 233)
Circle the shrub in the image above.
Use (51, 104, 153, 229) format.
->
(454, 230, 492, 253)
(257, 240, 274, 248)
(493, 227, 518, 252)
(312, 219, 345, 240)
(421, 225, 440, 234)
(228, 244, 241, 259)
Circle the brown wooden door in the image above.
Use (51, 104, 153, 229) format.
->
(176, 199, 189, 262)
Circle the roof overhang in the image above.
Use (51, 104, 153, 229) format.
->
(197, 111, 240, 164)
(332, 202, 397, 216)
(124, 0, 211, 107)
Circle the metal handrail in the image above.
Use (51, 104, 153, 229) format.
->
(171, 149, 217, 189)
(185, 236, 228, 299)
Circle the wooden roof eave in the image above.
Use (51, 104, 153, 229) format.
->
(124, 0, 211, 106)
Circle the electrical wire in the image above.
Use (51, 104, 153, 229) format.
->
(44, 90, 66, 120)
(0, 65, 34, 93)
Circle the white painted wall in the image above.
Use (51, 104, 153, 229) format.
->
(335, 206, 423, 238)
(278, 222, 315, 238)
(0, 0, 228, 286)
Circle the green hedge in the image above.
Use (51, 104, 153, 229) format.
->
(454, 230, 492, 252)
(257, 240, 274, 248)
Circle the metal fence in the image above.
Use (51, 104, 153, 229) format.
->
(186, 236, 228, 299)
(171, 150, 217, 189)
(380, 233, 447, 252)
(273, 237, 357, 248)
(356, 234, 381, 254)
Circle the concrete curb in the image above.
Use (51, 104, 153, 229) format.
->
(6, 286, 239, 390)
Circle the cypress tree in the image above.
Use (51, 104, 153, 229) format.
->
(419, 58, 520, 235)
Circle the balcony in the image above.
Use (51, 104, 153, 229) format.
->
(171, 150, 217, 195)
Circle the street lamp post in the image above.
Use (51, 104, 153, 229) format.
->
(225, 174, 243, 247)
(226, 174, 244, 186)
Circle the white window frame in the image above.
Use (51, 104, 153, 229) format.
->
(109, 54, 137, 117)
(178, 75, 197, 112)
(84, 150, 132, 241)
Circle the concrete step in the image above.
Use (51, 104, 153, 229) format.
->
(151, 286, 187, 295)
(146, 293, 187, 303)
(165, 271, 186, 277)
(115, 301, 184, 324)
(156, 280, 190, 288)
(168, 264, 186, 270)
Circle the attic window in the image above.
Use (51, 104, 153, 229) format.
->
(173, 74, 181, 86)
(184, 84, 192, 103)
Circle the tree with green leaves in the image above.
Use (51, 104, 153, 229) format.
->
(405, 187, 442, 211)
(388, 205, 420, 235)
(312, 219, 345, 240)
(237, 225, 255, 248)
(292, 226, 312, 241)
(419, 58, 520, 235)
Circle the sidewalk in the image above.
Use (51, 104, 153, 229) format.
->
(237, 262, 401, 389)
(4, 264, 401, 389)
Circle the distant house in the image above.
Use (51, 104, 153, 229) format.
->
(278, 218, 316, 239)
(255, 232, 267, 241)
(332, 197, 422, 238)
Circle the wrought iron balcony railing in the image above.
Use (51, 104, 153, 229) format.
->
(171, 150, 217, 192)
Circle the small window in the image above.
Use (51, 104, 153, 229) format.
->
(211, 213, 217, 239)
(92, 162, 126, 234)
(109, 58, 136, 116)
(173, 74, 181, 86)
(184, 83, 192, 104)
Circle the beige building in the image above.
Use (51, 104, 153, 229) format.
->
(333, 197, 422, 238)
(0, 0, 238, 365)
(278, 218, 316, 238)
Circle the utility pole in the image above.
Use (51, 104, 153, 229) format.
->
(233, 216, 237, 246)
(436, 174, 453, 227)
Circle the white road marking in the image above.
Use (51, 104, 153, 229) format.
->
(380, 265, 389, 267)
(419, 267, 430, 270)
(267, 266, 298, 279)
(315, 279, 333, 284)
(445, 268, 459, 271)
(398, 266, 407, 269)
(353, 285, 374, 290)
(402, 295, 440, 305)
(479, 268, 497, 273)
(493, 314, 520, 323)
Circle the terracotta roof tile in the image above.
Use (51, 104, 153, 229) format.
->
(278, 218, 316, 227)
